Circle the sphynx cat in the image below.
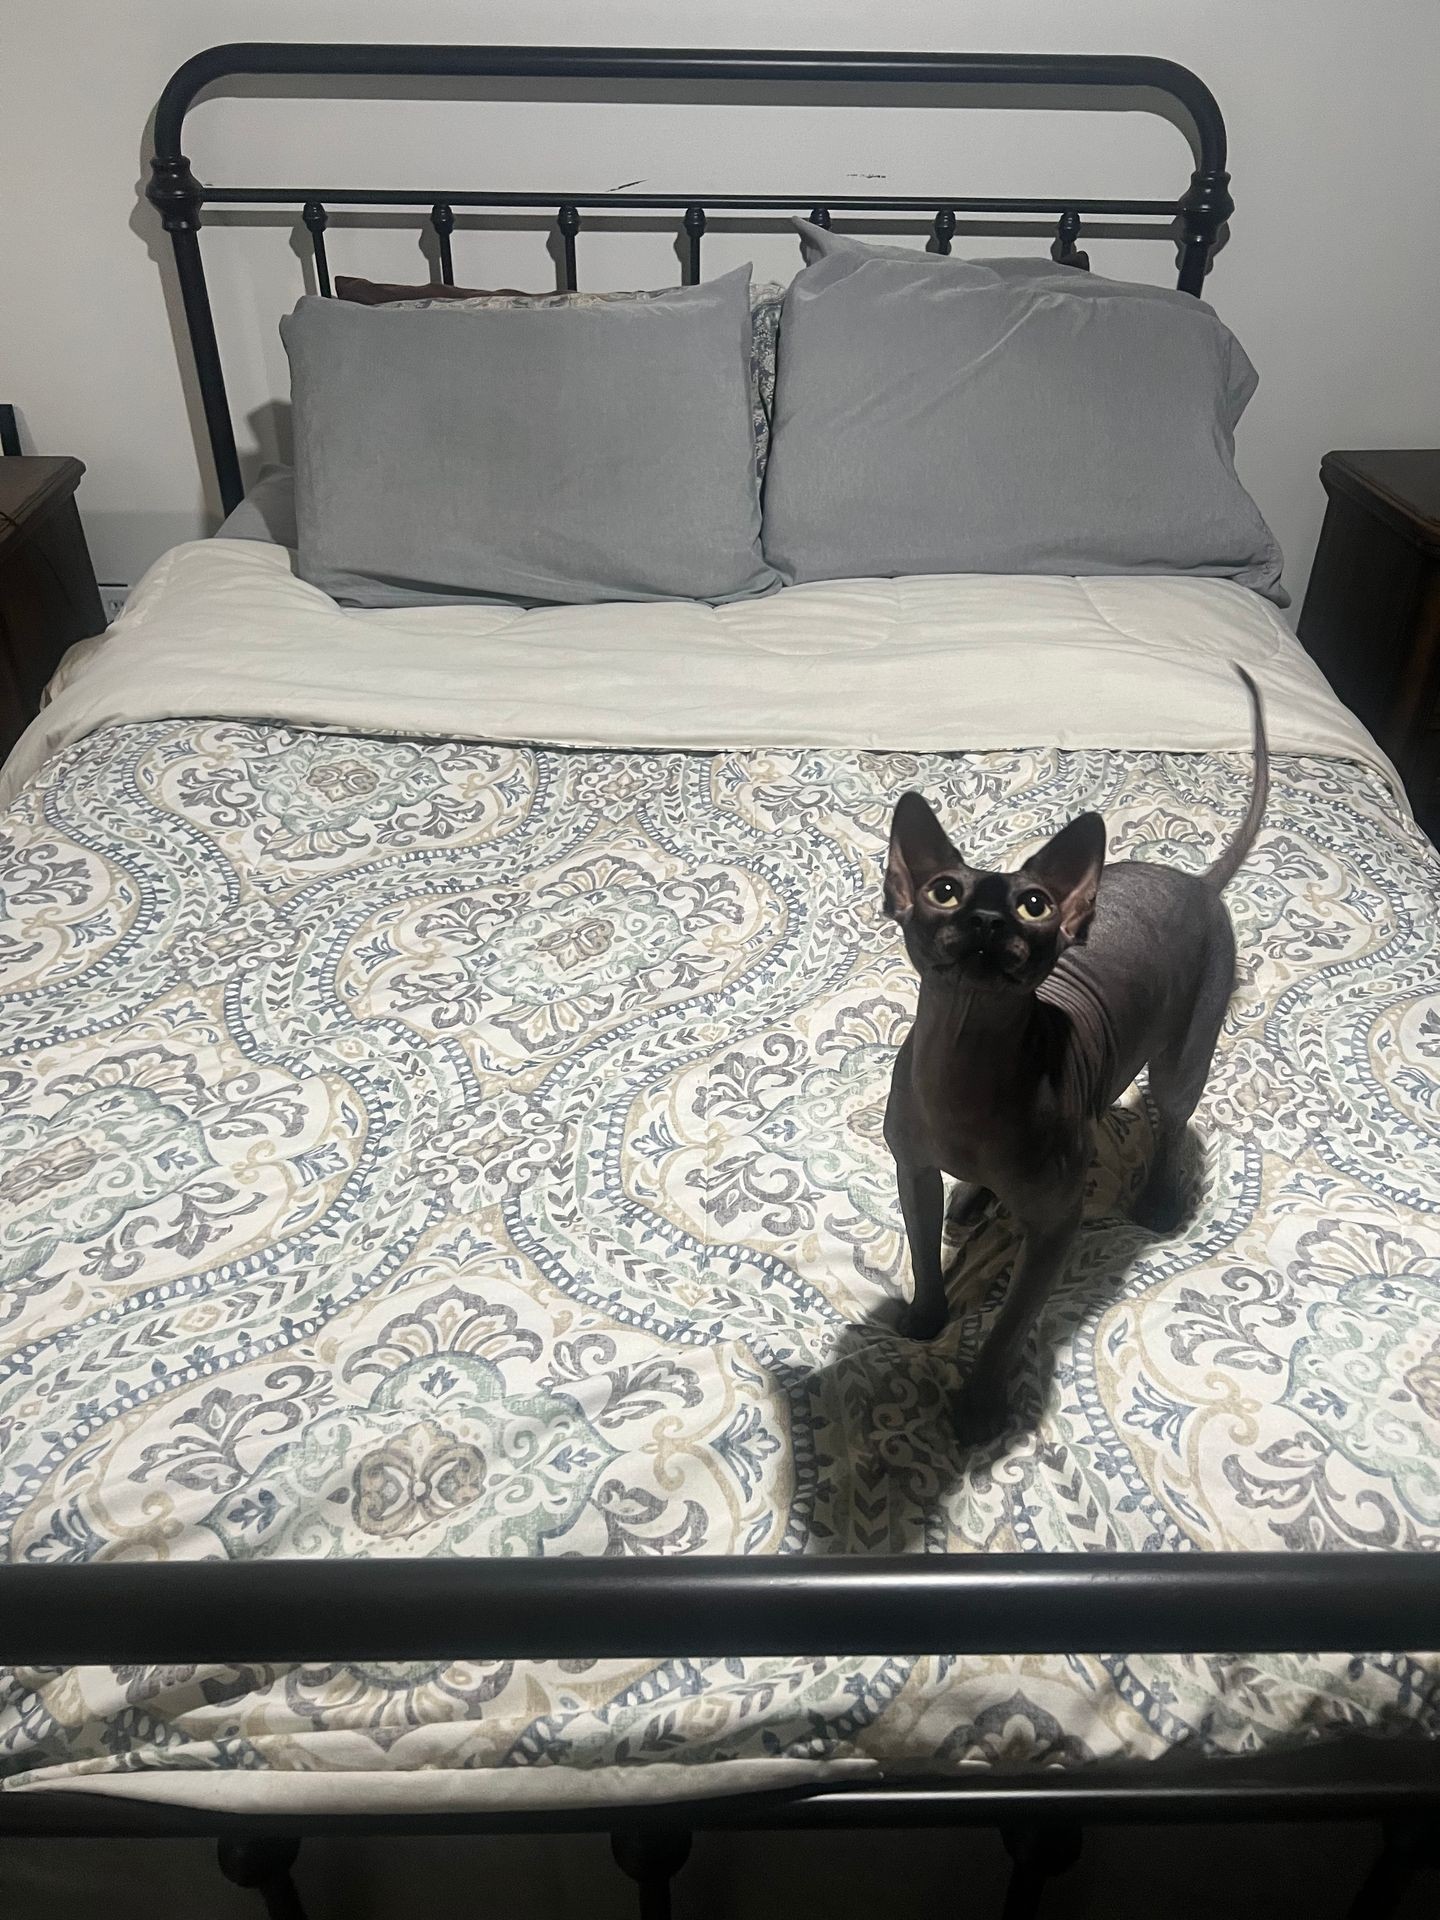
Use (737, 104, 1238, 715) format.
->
(882, 667, 1268, 1445)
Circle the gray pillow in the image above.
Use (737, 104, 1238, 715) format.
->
(281, 265, 779, 608)
(794, 217, 997, 279)
(215, 283, 788, 555)
(216, 463, 299, 547)
(792, 220, 1257, 424)
(379, 281, 787, 484)
(762, 248, 1285, 603)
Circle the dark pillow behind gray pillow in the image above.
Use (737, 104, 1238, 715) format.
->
(281, 265, 778, 608)
(762, 249, 1285, 603)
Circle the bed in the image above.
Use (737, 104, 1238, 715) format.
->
(2, 38, 1438, 1920)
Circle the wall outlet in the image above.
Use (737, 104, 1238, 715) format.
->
(99, 585, 130, 624)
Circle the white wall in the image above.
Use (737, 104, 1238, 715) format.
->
(3, 1, 1438, 603)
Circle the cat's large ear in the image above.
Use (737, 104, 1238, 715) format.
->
(1023, 811, 1107, 941)
(885, 791, 959, 920)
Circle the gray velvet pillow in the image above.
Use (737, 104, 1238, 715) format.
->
(791, 220, 1258, 425)
(376, 280, 787, 485)
(794, 217, 997, 279)
(762, 248, 1285, 603)
(281, 266, 779, 608)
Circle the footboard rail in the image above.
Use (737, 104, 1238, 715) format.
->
(4, 1552, 1438, 1664)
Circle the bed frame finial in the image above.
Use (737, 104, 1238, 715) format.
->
(557, 201, 581, 291)
(429, 200, 456, 284)
(683, 204, 707, 284)
(146, 152, 203, 232)
(302, 200, 332, 296)
(1177, 167, 1233, 294)
(1051, 209, 1090, 271)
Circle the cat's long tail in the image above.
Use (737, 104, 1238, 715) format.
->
(1205, 665, 1269, 891)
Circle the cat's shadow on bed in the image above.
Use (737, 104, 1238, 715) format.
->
(807, 1104, 1204, 1548)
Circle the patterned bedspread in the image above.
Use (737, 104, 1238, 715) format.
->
(2, 719, 1438, 1805)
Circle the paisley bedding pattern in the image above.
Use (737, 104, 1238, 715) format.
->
(1, 720, 1438, 1799)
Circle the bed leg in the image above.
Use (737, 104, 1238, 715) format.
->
(216, 1836, 309, 1920)
(1000, 1821, 1082, 1920)
(1344, 1819, 1436, 1920)
(611, 1826, 693, 1920)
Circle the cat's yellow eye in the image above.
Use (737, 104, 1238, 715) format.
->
(925, 877, 961, 909)
(1015, 889, 1052, 921)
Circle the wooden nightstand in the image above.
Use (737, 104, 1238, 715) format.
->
(1298, 449, 1440, 837)
(0, 456, 106, 768)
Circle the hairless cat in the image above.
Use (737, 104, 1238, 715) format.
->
(882, 667, 1268, 1445)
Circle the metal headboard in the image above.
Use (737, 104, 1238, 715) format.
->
(145, 44, 1234, 517)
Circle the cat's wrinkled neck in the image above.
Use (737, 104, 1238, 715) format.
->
(914, 969, 1039, 1051)
(912, 968, 1068, 1109)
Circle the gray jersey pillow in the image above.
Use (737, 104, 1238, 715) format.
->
(762, 248, 1285, 603)
(281, 265, 778, 608)
(354, 279, 787, 483)
(792, 220, 1257, 425)
(795, 218, 994, 277)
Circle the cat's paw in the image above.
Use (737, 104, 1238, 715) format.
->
(895, 1300, 949, 1342)
(871, 1294, 949, 1340)
(952, 1374, 1012, 1448)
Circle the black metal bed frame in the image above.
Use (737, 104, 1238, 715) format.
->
(1, 38, 1437, 1920)
(143, 41, 1236, 518)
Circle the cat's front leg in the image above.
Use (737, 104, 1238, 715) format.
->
(952, 1189, 1082, 1445)
(893, 1161, 948, 1340)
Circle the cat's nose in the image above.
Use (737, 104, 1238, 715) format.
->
(968, 909, 1005, 949)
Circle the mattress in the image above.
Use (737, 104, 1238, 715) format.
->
(1, 543, 1437, 1813)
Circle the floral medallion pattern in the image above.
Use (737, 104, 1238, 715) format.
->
(1, 719, 1438, 1803)
(0, 1085, 212, 1287)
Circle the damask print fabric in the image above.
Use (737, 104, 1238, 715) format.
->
(1, 721, 1437, 1808)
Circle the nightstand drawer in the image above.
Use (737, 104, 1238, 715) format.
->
(1299, 449, 1440, 836)
(0, 456, 106, 766)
